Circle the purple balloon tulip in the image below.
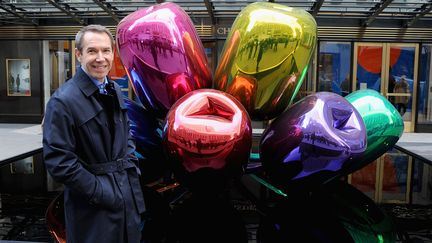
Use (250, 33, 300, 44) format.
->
(116, 3, 212, 119)
(260, 92, 367, 190)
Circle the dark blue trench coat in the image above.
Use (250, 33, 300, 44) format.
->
(43, 68, 146, 243)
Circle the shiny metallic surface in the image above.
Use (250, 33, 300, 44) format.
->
(257, 181, 396, 242)
(45, 192, 66, 243)
(124, 97, 170, 183)
(333, 182, 397, 243)
(116, 2, 212, 119)
(163, 89, 252, 186)
(124, 97, 163, 158)
(260, 92, 367, 188)
(345, 89, 404, 173)
(214, 2, 317, 120)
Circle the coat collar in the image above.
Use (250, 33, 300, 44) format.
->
(74, 67, 127, 109)
(74, 67, 99, 97)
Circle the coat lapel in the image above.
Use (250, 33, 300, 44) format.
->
(73, 68, 104, 126)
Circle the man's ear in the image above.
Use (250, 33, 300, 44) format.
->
(75, 48, 81, 62)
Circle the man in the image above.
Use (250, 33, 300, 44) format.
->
(394, 75, 410, 116)
(16, 73, 20, 93)
(43, 25, 145, 243)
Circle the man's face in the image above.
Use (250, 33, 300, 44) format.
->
(75, 31, 113, 82)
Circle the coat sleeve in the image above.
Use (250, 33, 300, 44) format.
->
(43, 96, 98, 201)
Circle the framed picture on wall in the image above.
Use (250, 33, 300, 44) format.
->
(6, 58, 31, 96)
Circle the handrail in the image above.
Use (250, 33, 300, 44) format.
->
(393, 144, 432, 166)
(0, 148, 43, 168)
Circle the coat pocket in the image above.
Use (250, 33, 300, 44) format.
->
(91, 174, 123, 211)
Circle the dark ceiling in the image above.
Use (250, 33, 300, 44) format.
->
(0, 0, 431, 28)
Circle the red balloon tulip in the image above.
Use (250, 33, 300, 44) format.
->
(46, 192, 66, 243)
(163, 89, 252, 191)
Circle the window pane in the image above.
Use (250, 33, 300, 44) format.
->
(418, 45, 432, 124)
(49, 40, 72, 95)
(318, 42, 352, 96)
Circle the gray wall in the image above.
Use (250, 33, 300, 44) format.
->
(0, 40, 43, 123)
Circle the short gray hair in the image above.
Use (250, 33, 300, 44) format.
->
(75, 25, 115, 51)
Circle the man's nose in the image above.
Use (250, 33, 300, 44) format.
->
(96, 51, 104, 60)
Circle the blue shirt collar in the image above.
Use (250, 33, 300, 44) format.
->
(80, 66, 108, 88)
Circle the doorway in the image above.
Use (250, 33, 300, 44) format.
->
(353, 43, 419, 132)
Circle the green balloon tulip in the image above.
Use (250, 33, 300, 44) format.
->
(345, 89, 404, 174)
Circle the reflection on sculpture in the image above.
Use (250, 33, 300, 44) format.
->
(345, 89, 404, 174)
(260, 92, 367, 191)
(163, 89, 252, 191)
(46, 3, 404, 243)
(214, 2, 317, 120)
(116, 3, 212, 119)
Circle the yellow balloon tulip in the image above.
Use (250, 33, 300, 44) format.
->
(214, 2, 317, 120)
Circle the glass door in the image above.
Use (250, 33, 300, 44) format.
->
(416, 44, 432, 132)
(387, 43, 418, 132)
(353, 43, 418, 132)
(353, 43, 383, 93)
(43, 40, 73, 107)
(351, 42, 419, 203)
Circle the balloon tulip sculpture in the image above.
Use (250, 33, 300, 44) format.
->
(214, 2, 317, 120)
(162, 89, 252, 192)
(161, 89, 252, 242)
(124, 98, 168, 183)
(124, 98, 163, 157)
(46, 2, 405, 242)
(116, 2, 212, 119)
(258, 181, 397, 243)
(46, 192, 66, 243)
(260, 92, 367, 192)
(345, 89, 404, 174)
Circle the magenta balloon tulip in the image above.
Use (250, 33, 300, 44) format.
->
(260, 92, 367, 190)
(116, 3, 212, 119)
